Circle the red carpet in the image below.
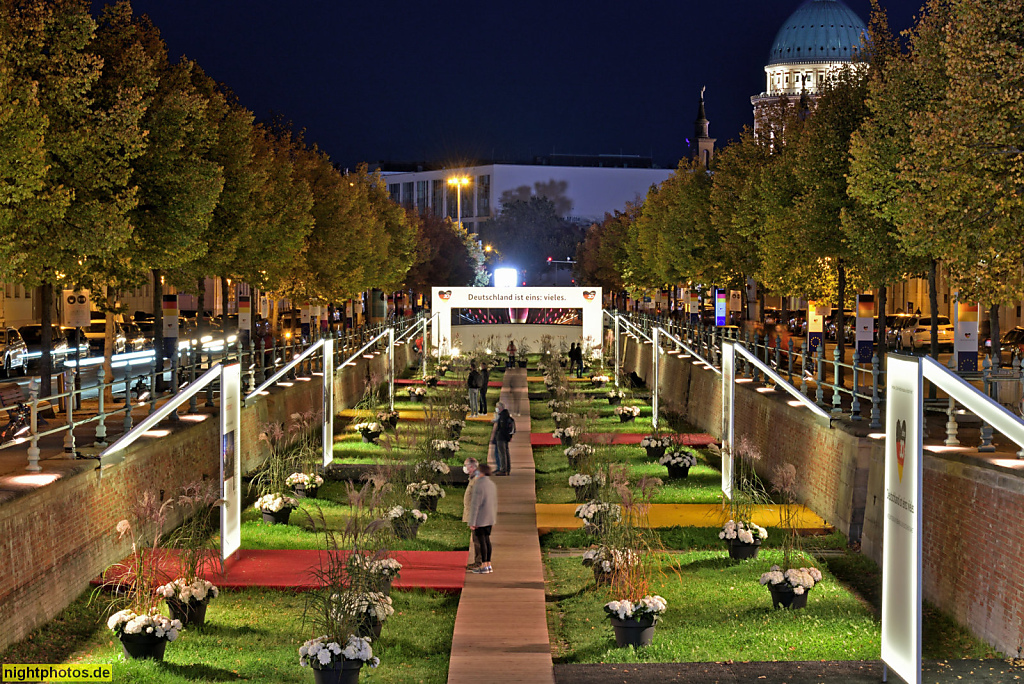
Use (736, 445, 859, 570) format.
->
(93, 549, 467, 593)
(530, 432, 717, 447)
(395, 378, 502, 387)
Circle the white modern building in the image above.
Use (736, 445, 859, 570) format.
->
(382, 161, 674, 231)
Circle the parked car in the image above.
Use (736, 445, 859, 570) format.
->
(81, 320, 127, 356)
(122, 321, 151, 352)
(824, 310, 855, 341)
(18, 324, 70, 368)
(999, 327, 1024, 359)
(886, 314, 915, 349)
(0, 327, 28, 376)
(899, 315, 954, 351)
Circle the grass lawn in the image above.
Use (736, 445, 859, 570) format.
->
(1, 588, 457, 684)
(531, 399, 657, 435)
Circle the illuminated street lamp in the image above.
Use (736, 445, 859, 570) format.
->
(447, 176, 471, 231)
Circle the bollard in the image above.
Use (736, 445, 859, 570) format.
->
(94, 366, 108, 446)
(850, 349, 861, 420)
(869, 353, 882, 429)
(831, 346, 843, 414)
(979, 356, 995, 452)
(247, 338, 256, 392)
(944, 396, 960, 446)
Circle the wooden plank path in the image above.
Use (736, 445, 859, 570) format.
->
(448, 369, 555, 684)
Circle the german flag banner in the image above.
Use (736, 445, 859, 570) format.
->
(238, 294, 251, 333)
(163, 294, 179, 338)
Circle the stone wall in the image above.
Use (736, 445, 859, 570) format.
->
(618, 335, 1024, 656)
(0, 344, 416, 652)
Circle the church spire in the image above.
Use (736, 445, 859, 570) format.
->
(693, 87, 716, 170)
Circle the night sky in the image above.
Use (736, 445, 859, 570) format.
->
(96, 0, 924, 171)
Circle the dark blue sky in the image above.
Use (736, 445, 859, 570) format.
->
(98, 0, 924, 170)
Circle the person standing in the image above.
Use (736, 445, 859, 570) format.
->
(467, 361, 482, 417)
(469, 463, 498, 574)
(462, 458, 482, 570)
(572, 342, 584, 378)
(479, 363, 491, 415)
(506, 340, 517, 369)
(490, 401, 512, 476)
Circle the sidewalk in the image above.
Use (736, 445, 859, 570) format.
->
(447, 368, 555, 684)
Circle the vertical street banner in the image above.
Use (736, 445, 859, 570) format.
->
(882, 355, 923, 684)
(955, 301, 979, 372)
(321, 338, 334, 467)
(689, 291, 700, 325)
(807, 301, 825, 354)
(720, 342, 735, 500)
(163, 294, 179, 338)
(238, 295, 251, 335)
(856, 294, 875, 362)
(220, 363, 242, 562)
(301, 303, 311, 340)
(729, 290, 742, 313)
(715, 289, 727, 327)
(62, 289, 91, 328)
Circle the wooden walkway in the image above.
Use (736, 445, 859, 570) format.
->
(448, 369, 555, 684)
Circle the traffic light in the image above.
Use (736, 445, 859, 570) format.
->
(547, 256, 552, 263)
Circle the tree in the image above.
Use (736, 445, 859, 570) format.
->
(576, 203, 638, 294)
(479, 196, 583, 282)
(405, 212, 480, 291)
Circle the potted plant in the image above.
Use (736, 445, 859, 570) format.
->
(255, 492, 299, 525)
(442, 418, 465, 440)
(590, 373, 611, 388)
(574, 499, 621, 536)
(99, 493, 184, 660)
(568, 471, 606, 503)
(436, 362, 450, 376)
(517, 343, 529, 368)
(423, 374, 439, 388)
(581, 545, 638, 585)
(385, 505, 428, 539)
(606, 388, 625, 405)
(416, 458, 452, 479)
(299, 634, 379, 684)
(429, 439, 461, 460)
(718, 519, 767, 559)
(447, 403, 470, 422)
(564, 443, 595, 470)
(659, 447, 699, 479)
(376, 409, 399, 430)
(408, 386, 426, 402)
(406, 480, 445, 512)
(353, 421, 383, 444)
(603, 595, 667, 648)
(551, 411, 572, 428)
(287, 472, 325, 498)
(614, 405, 641, 423)
(639, 434, 673, 460)
(332, 591, 394, 640)
(347, 554, 403, 596)
(547, 398, 571, 413)
(553, 425, 580, 447)
(759, 565, 823, 610)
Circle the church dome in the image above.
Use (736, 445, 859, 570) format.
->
(767, 0, 867, 66)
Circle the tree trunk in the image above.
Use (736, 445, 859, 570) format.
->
(837, 260, 846, 386)
(197, 278, 206, 320)
(877, 285, 888, 357)
(780, 296, 790, 336)
(39, 283, 53, 397)
(989, 303, 1002, 369)
(928, 260, 940, 361)
(220, 276, 230, 316)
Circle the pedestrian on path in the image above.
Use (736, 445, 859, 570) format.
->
(469, 463, 497, 574)
(479, 363, 491, 415)
(490, 401, 513, 475)
(568, 342, 579, 375)
(462, 457, 482, 570)
(506, 340, 516, 369)
(467, 361, 482, 416)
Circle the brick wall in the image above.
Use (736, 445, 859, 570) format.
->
(619, 335, 1024, 656)
(0, 344, 415, 651)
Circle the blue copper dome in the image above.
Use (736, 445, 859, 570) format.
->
(768, 0, 867, 66)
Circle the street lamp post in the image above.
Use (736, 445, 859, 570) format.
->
(548, 257, 576, 286)
(447, 176, 470, 232)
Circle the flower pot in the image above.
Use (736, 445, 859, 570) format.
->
(312, 658, 363, 684)
(573, 484, 597, 503)
(607, 395, 622, 406)
(559, 436, 574, 447)
(357, 615, 383, 640)
(438, 369, 447, 377)
(609, 616, 656, 648)
(410, 393, 423, 403)
(119, 632, 168, 661)
(418, 495, 440, 512)
(666, 464, 691, 480)
(392, 519, 420, 540)
(437, 448, 455, 460)
(567, 454, 583, 470)
(518, 360, 527, 368)
(447, 426, 463, 441)
(553, 418, 567, 429)
(619, 414, 636, 423)
(293, 483, 319, 499)
(385, 416, 399, 430)
(592, 381, 606, 389)
(262, 507, 292, 525)
(426, 378, 438, 388)
(593, 568, 615, 586)
(361, 431, 381, 444)
(559, 359, 567, 367)
(768, 584, 809, 610)
(583, 516, 610, 536)
(727, 538, 761, 560)
(375, 578, 393, 596)
(166, 597, 209, 628)
(450, 411, 467, 422)
(644, 446, 666, 460)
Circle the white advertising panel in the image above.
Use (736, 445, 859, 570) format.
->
(220, 363, 242, 562)
(882, 355, 923, 684)
(721, 342, 735, 500)
(321, 338, 334, 467)
(729, 290, 742, 313)
(62, 289, 91, 328)
(431, 287, 602, 357)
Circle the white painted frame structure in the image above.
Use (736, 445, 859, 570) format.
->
(431, 287, 602, 357)
(882, 354, 1024, 684)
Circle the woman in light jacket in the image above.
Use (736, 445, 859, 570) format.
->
(468, 463, 498, 574)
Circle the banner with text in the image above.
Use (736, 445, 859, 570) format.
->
(715, 289, 727, 327)
(807, 301, 826, 354)
(856, 294, 875, 361)
(220, 363, 241, 562)
(955, 301, 979, 372)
